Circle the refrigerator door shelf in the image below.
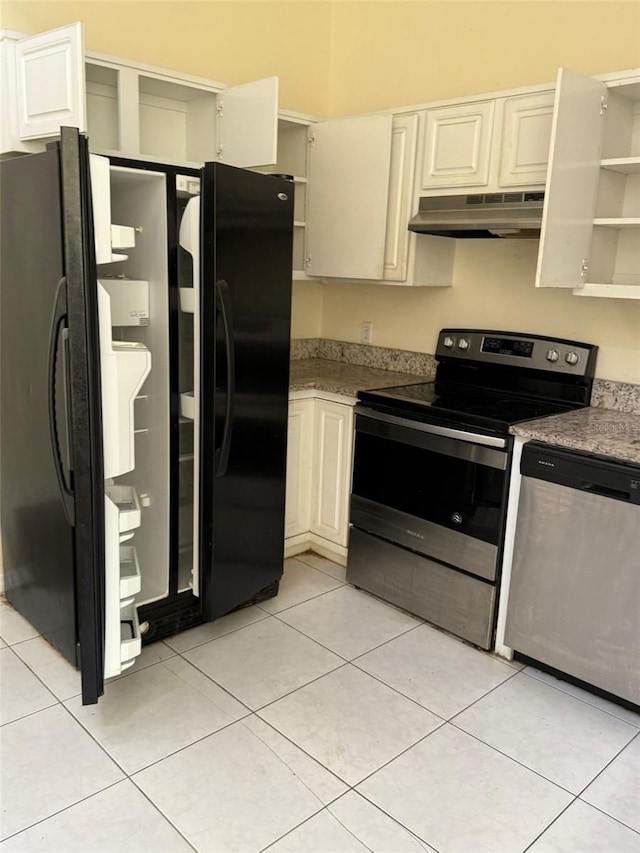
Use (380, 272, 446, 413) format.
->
(105, 484, 141, 532)
(101, 345, 152, 479)
(119, 545, 142, 599)
(99, 279, 149, 327)
(105, 496, 142, 678)
(110, 224, 136, 249)
(179, 288, 195, 313)
(89, 155, 132, 264)
(119, 604, 142, 672)
(180, 391, 195, 420)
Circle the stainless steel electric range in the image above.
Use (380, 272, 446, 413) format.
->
(346, 329, 598, 649)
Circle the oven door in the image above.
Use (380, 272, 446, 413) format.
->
(349, 406, 510, 582)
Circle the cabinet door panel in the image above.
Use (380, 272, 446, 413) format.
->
(15, 22, 86, 140)
(536, 68, 607, 288)
(421, 101, 494, 189)
(311, 401, 353, 547)
(499, 92, 554, 187)
(285, 400, 313, 539)
(217, 76, 278, 168)
(383, 114, 419, 281)
(306, 114, 392, 279)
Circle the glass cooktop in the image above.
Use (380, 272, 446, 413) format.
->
(358, 382, 576, 434)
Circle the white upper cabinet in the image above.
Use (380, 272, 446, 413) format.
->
(2, 23, 279, 169)
(14, 23, 86, 140)
(498, 91, 555, 187)
(217, 76, 278, 168)
(304, 111, 454, 286)
(420, 101, 495, 191)
(0, 22, 86, 152)
(537, 67, 640, 298)
(383, 114, 419, 281)
(536, 68, 607, 289)
(306, 114, 392, 280)
(418, 91, 554, 195)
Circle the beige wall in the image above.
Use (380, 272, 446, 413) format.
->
(0, 1, 333, 116)
(321, 241, 640, 383)
(291, 280, 323, 338)
(328, 1, 640, 115)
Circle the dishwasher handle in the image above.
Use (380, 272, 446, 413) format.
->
(521, 441, 640, 505)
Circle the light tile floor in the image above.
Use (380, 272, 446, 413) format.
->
(1, 554, 639, 852)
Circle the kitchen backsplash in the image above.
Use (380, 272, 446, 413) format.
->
(291, 338, 640, 414)
(291, 338, 436, 378)
(590, 380, 640, 414)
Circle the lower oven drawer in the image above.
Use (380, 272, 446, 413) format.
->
(347, 527, 496, 649)
(351, 495, 498, 581)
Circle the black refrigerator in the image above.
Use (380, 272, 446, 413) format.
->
(0, 127, 294, 704)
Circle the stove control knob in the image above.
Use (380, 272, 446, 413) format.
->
(457, 338, 470, 351)
(565, 351, 580, 365)
(546, 349, 560, 362)
(443, 336, 455, 348)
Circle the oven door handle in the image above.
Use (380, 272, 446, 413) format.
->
(355, 406, 507, 448)
(355, 405, 508, 470)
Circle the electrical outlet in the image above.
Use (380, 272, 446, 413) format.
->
(361, 321, 373, 344)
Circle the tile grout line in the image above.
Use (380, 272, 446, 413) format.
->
(1, 644, 62, 726)
(126, 774, 200, 852)
(270, 604, 424, 666)
(353, 787, 446, 853)
(0, 779, 125, 844)
(447, 717, 625, 801)
(519, 666, 640, 729)
(256, 578, 348, 617)
(288, 552, 348, 581)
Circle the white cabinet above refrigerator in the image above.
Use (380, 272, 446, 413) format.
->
(1, 22, 280, 168)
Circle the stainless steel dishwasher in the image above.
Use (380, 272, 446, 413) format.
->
(505, 442, 640, 705)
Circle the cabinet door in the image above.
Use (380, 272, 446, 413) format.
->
(311, 400, 354, 547)
(216, 76, 278, 168)
(306, 114, 392, 279)
(285, 399, 313, 539)
(498, 92, 555, 187)
(383, 113, 419, 282)
(536, 69, 607, 288)
(15, 22, 86, 140)
(421, 101, 494, 190)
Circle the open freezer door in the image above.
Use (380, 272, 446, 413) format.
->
(0, 127, 106, 704)
(216, 76, 278, 168)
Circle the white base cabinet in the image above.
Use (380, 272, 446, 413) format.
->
(285, 393, 355, 565)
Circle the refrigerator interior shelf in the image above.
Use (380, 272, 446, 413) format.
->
(104, 484, 141, 533)
(179, 288, 195, 313)
(180, 391, 195, 420)
(119, 545, 142, 599)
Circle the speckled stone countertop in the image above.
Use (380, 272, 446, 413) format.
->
(289, 358, 430, 398)
(511, 408, 640, 466)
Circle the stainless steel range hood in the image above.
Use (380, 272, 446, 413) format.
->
(408, 192, 544, 238)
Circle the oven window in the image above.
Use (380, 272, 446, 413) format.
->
(351, 430, 507, 545)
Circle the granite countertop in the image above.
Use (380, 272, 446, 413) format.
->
(511, 407, 640, 466)
(289, 358, 429, 398)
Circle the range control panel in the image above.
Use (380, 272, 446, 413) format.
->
(436, 330, 597, 377)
